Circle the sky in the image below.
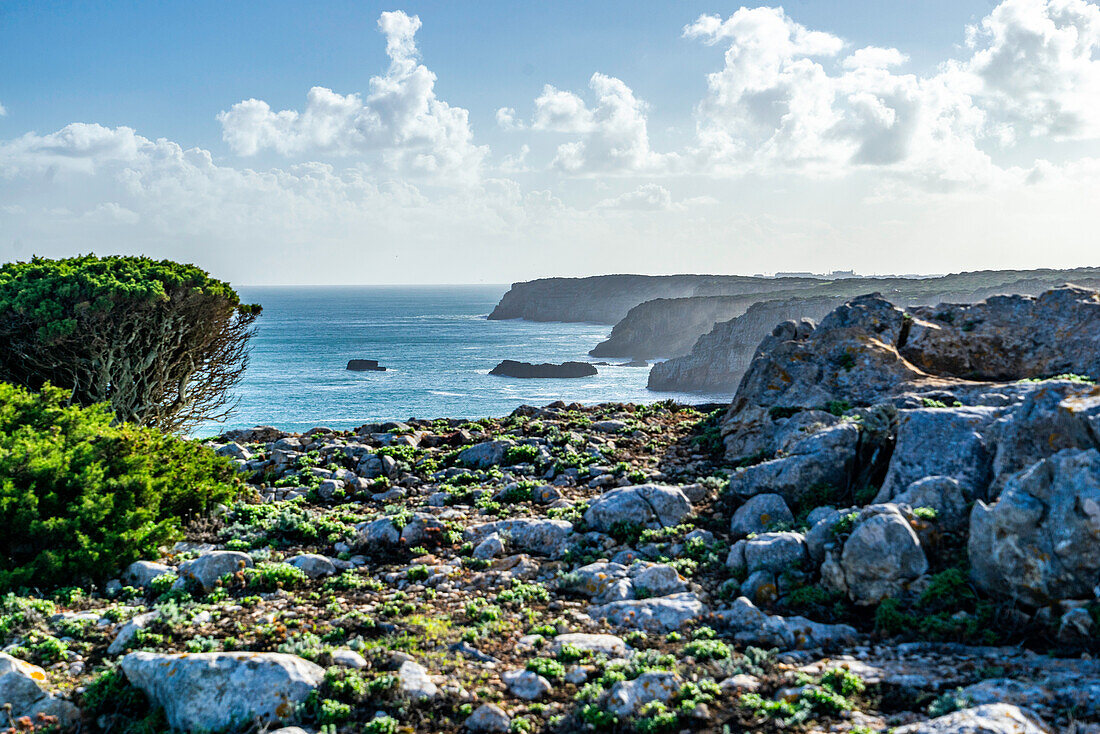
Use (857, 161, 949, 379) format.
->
(1, 0, 1099, 285)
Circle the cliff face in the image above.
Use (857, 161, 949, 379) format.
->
(647, 297, 843, 393)
(588, 295, 764, 359)
(487, 274, 822, 324)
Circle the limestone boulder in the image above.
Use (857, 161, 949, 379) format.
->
(120, 652, 324, 731)
(969, 448, 1100, 605)
(583, 484, 692, 531)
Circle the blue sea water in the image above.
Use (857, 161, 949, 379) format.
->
(202, 285, 731, 435)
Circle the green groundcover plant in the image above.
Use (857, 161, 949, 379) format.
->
(0, 382, 245, 592)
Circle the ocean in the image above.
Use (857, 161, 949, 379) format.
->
(201, 285, 731, 436)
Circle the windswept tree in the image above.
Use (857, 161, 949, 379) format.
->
(0, 255, 261, 432)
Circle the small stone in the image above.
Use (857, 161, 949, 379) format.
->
(466, 703, 512, 732)
(330, 649, 368, 669)
(731, 494, 794, 538)
(397, 660, 438, 700)
(287, 554, 337, 579)
(502, 669, 552, 700)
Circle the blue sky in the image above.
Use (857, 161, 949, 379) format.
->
(1, 1, 1098, 284)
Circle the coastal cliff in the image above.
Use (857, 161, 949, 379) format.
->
(487, 274, 822, 323)
(647, 296, 844, 392)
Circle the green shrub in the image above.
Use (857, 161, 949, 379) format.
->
(245, 562, 309, 592)
(504, 444, 540, 465)
(0, 382, 243, 592)
(526, 657, 566, 680)
(0, 255, 260, 431)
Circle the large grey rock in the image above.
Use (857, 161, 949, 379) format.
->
(177, 551, 253, 592)
(400, 513, 447, 547)
(901, 285, 1100, 383)
(286, 554, 337, 579)
(465, 518, 574, 557)
(502, 669, 552, 700)
(589, 593, 706, 632)
(607, 671, 682, 715)
(583, 484, 692, 531)
(458, 440, 515, 468)
(986, 383, 1100, 497)
(840, 505, 928, 604)
(397, 660, 438, 700)
(877, 407, 999, 502)
(549, 633, 630, 657)
(727, 423, 861, 507)
(563, 562, 630, 598)
(120, 651, 324, 731)
(742, 532, 808, 575)
(123, 560, 173, 588)
(0, 653, 80, 727)
(632, 564, 687, 598)
(970, 448, 1100, 605)
(356, 517, 401, 548)
(730, 494, 794, 538)
(710, 597, 858, 649)
(892, 703, 1049, 734)
(894, 476, 971, 531)
(465, 703, 512, 732)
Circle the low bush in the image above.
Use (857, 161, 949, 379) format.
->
(0, 382, 244, 591)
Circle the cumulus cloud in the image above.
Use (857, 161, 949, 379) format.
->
(0, 102, 7, 116)
(495, 107, 524, 130)
(966, 0, 1100, 140)
(216, 11, 485, 179)
(594, 183, 715, 211)
(527, 73, 676, 174)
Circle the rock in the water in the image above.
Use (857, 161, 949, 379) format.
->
(177, 551, 253, 592)
(607, 671, 682, 715)
(0, 653, 80, 727)
(730, 494, 794, 538)
(489, 360, 597, 378)
(120, 651, 324, 731)
(840, 505, 928, 605)
(465, 703, 512, 732)
(970, 448, 1100, 605)
(346, 359, 386, 371)
(584, 484, 692, 531)
(589, 592, 705, 632)
(502, 669, 552, 700)
(892, 703, 1049, 734)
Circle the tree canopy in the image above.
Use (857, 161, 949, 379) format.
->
(0, 255, 261, 431)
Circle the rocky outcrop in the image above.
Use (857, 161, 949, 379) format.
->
(489, 360, 597, 378)
(718, 285, 1100, 610)
(648, 270, 1100, 394)
(0, 653, 80, 727)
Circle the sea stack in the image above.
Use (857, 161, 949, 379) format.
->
(346, 359, 387, 371)
(489, 360, 598, 378)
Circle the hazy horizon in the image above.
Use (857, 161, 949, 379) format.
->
(4, 0, 1100, 284)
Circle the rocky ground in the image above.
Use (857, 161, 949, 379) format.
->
(4, 286, 1100, 734)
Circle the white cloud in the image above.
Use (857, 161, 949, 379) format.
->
(843, 46, 909, 70)
(594, 183, 715, 211)
(495, 107, 524, 130)
(528, 73, 676, 174)
(0, 102, 7, 116)
(216, 11, 486, 180)
(966, 0, 1100, 140)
